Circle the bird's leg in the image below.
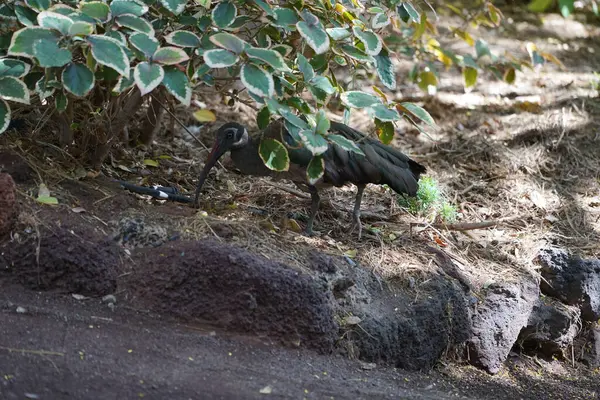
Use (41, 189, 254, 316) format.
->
(305, 185, 320, 236)
(350, 184, 365, 240)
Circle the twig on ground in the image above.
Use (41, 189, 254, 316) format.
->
(262, 181, 311, 199)
(0, 346, 64, 357)
(411, 216, 522, 232)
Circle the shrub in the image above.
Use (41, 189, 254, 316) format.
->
(0, 0, 562, 180)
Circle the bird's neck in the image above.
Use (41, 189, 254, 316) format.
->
(230, 136, 273, 176)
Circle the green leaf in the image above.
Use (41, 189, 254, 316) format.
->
(228, 15, 253, 29)
(334, 56, 347, 66)
(0, 59, 31, 78)
(527, 0, 554, 12)
(374, 51, 396, 90)
(257, 106, 270, 129)
(8, 27, 61, 59)
(35, 78, 56, 99)
(246, 47, 290, 72)
(315, 110, 330, 136)
(340, 45, 375, 62)
(203, 49, 239, 68)
(306, 155, 324, 185)
(475, 39, 491, 60)
(110, 0, 148, 17)
(310, 76, 336, 95)
(279, 108, 310, 130)
(33, 38, 72, 68)
(55, 91, 67, 112)
(326, 28, 351, 40)
(299, 129, 328, 155)
(134, 61, 164, 95)
(558, 0, 574, 17)
(212, 1, 237, 28)
(164, 30, 202, 48)
(340, 91, 381, 109)
(240, 63, 274, 98)
(273, 8, 298, 27)
(162, 66, 191, 106)
(69, 21, 94, 36)
(252, 0, 274, 16)
(398, 102, 435, 126)
(271, 44, 293, 57)
(25, 0, 51, 13)
(0, 76, 30, 105)
(153, 47, 189, 65)
(297, 19, 329, 55)
(463, 67, 477, 88)
(105, 30, 127, 46)
(370, 104, 400, 121)
(113, 68, 135, 93)
(62, 63, 94, 97)
(259, 137, 289, 171)
(116, 14, 154, 35)
(14, 5, 37, 27)
(210, 32, 247, 54)
(129, 33, 159, 58)
(0, 99, 10, 134)
(375, 118, 394, 144)
(399, 3, 420, 22)
(157, 0, 187, 15)
(328, 134, 365, 156)
(372, 13, 390, 29)
(144, 159, 159, 167)
(37, 11, 74, 35)
(86, 35, 129, 76)
(297, 54, 314, 82)
(80, 1, 111, 21)
(352, 27, 382, 56)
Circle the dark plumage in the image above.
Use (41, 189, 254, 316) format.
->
(194, 119, 426, 238)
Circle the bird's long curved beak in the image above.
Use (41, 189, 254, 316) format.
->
(193, 140, 225, 207)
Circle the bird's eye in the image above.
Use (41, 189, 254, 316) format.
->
(226, 130, 234, 139)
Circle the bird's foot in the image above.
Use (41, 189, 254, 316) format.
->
(349, 214, 363, 240)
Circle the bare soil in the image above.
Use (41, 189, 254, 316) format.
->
(1, 9, 600, 400)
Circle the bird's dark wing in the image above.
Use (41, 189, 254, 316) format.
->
(263, 119, 425, 196)
(326, 122, 426, 196)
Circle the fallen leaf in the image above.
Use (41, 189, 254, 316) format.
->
(360, 362, 376, 370)
(193, 109, 216, 122)
(344, 315, 362, 325)
(285, 219, 302, 233)
(72, 294, 87, 300)
(117, 165, 132, 172)
(528, 190, 547, 210)
(259, 386, 272, 394)
(344, 249, 357, 258)
(226, 180, 236, 193)
(73, 167, 87, 179)
(433, 234, 447, 247)
(38, 183, 51, 197)
(143, 159, 159, 167)
(71, 207, 86, 213)
(36, 195, 59, 205)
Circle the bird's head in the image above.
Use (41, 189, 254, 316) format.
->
(194, 122, 248, 203)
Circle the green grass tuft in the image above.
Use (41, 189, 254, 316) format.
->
(398, 176, 459, 223)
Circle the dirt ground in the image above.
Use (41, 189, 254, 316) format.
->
(1, 7, 600, 400)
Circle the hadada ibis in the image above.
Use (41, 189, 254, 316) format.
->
(193, 120, 426, 238)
